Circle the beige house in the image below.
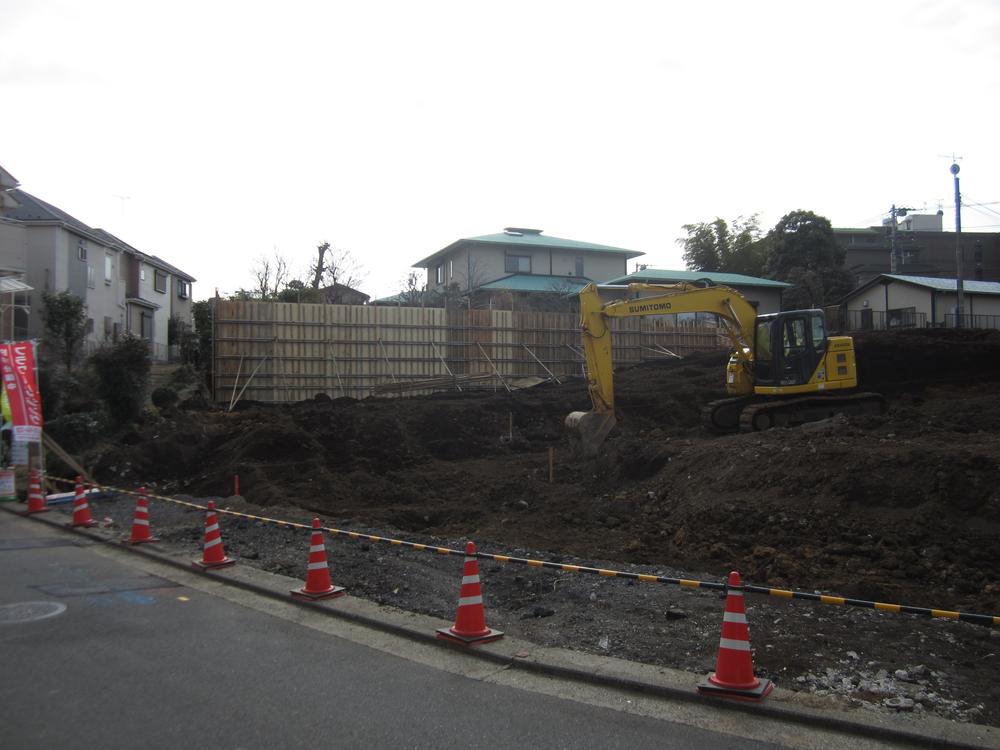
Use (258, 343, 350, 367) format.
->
(839, 274, 1000, 330)
(0, 167, 195, 359)
(0, 166, 31, 338)
(413, 227, 644, 296)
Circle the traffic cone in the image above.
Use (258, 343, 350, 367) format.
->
(193, 501, 235, 570)
(126, 488, 159, 544)
(23, 468, 48, 515)
(291, 518, 345, 600)
(436, 541, 503, 645)
(697, 571, 773, 701)
(67, 476, 97, 528)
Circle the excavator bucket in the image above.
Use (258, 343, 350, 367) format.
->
(565, 410, 617, 456)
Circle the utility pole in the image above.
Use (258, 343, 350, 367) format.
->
(951, 162, 963, 328)
(888, 205, 913, 274)
(890, 205, 899, 274)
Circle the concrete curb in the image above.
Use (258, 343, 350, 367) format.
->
(5, 503, 997, 749)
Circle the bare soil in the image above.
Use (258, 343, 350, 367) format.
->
(50, 328, 1000, 727)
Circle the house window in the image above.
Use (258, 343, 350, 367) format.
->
(575, 257, 584, 277)
(505, 255, 531, 274)
(104, 254, 113, 284)
(140, 266, 146, 282)
(77, 239, 87, 261)
(103, 316, 112, 336)
(436, 265, 444, 285)
(177, 280, 189, 299)
(85, 318, 94, 334)
(154, 270, 167, 293)
(87, 266, 95, 289)
(448, 260, 453, 280)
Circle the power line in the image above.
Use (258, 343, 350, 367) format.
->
(961, 195, 1000, 219)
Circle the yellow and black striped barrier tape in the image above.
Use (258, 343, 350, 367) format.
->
(45, 475, 1000, 628)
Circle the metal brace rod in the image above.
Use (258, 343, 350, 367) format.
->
(431, 341, 461, 392)
(229, 357, 269, 412)
(326, 339, 347, 397)
(229, 355, 244, 411)
(378, 337, 398, 384)
(641, 344, 682, 359)
(477, 341, 511, 393)
(522, 343, 561, 384)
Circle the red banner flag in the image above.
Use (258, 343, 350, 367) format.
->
(0, 341, 43, 443)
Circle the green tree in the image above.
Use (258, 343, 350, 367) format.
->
(763, 210, 856, 309)
(678, 215, 766, 276)
(191, 300, 213, 385)
(90, 335, 151, 425)
(276, 280, 326, 303)
(41, 291, 87, 371)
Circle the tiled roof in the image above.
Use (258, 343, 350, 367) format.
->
(604, 268, 791, 289)
(415, 227, 643, 267)
(478, 274, 589, 293)
(4, 190, 196, 282)
(883, 274, 1000, 295)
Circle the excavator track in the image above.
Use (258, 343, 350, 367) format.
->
(702, 396, 754, 434)
(702, 393, 887, 434)
(738, 392, 887, 432)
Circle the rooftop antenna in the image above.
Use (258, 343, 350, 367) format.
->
(113, 194, 131, 223)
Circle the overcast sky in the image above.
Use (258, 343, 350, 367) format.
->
(3, 0, 999, 301)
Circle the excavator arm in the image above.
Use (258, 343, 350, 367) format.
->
(566, 282, 759, 455)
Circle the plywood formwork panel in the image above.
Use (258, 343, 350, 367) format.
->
(212, 300, 725, 404)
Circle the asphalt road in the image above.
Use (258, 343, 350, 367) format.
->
(0, 509, 779, 750)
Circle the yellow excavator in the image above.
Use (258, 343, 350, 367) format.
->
(565, 282, 884, 454)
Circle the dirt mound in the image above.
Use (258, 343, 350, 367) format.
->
(76, 329, 1000, 610)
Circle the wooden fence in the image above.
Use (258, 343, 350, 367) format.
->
(212, 300, 727, 404)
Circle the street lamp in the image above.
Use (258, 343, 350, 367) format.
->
(951, 162, 963, 328)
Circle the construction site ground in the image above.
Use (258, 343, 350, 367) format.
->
(45, 327, 1000, 731)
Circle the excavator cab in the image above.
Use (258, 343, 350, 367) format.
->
(753, 310, 828, 388)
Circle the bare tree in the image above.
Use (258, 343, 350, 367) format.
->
(310, 241, 365, 303)
(396, 271, 425, 305)
(310, 242, 329, 289)
(252, 249, 289, 299)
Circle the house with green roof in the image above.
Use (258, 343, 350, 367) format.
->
(410, 227, 643, 305)
(603, 268, 791, 314)
(839, 274, 1000, 330)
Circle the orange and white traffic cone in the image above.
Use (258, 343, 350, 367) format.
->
(67, 476, 97, 528)
(436, 541, 503, 645)
(291, 518, 345, 600)
(23, 468, 48, 515)
(697, 571, 773, 701)
(126, 487, 159, 544)
(193, 501, 235, 570)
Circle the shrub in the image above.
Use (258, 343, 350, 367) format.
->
(45, 411, 110, 453)
(151, 386, 179, 410)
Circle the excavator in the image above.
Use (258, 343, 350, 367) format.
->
(565, 281, 884, 455)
